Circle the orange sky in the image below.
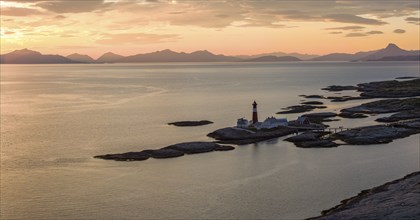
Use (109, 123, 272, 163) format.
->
(1, 0, 419, 58)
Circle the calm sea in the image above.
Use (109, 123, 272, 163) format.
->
(1, 62, 419, 219)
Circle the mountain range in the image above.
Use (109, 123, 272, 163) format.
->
(1, 43, 418, 64)
(312, 43, 419, 61)
(0, 49, 79, 64)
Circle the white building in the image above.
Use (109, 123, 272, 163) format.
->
(259, 117, 288, 129)
(236, 118, 250, 128)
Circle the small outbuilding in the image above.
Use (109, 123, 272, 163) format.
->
(236, 118, 250, 128)
(259, 117, 288, 129)
(296, 116, 310, 125)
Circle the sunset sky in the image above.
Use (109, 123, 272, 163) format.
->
(1, 0, 419, 58)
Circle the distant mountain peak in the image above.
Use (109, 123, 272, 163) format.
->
(386, 43, 399, 49)
(192, 50, 214, 55)
(11, 48, 41, 55)
(103, 52, 118, 55)
(359, 43, 416, 61)
(96, 52, 125, 63)
(1, 48, 78, 64)
(160, 49, 176, 53)
(67, 53, 95, 63)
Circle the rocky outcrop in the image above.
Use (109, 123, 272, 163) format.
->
(322, 85, 358, 91)
(94, 151, 150, 161)
(299, 95, 326, 99)
(318, 78, 420, 102)
(208, 126, 296, 145)
(333, 123, 419, 145)
(395, 76, 418, 79)
(309, 172, 420, 220)
(301, 101, 324, 105)
(142, 149, 185, 158)
(327, 96, 366, 102)
(302, 112, 337, 118)
(165, 142, 221, 154)
(338, 112, 368, 119)
(285, 132, 338, 148)
(357, 78, 420, 98)
(341, 98, 420, 114)
(94, 141, 234, 162)
(376, 110, 420, 122)
(294, 140, 339, 148)
(277, 105, 326, 114)
(168, 120, 213, 126)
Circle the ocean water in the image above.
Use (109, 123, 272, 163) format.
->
(1, 62, 419, 219)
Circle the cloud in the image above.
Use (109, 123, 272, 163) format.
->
(326, 26, 366, 30)
(1, 0, 418, 35)
(365, 31, 383, 35)
(393, 29, 406, 34)
(345, 30, 384, 37)
(36, 0, 113, 13)
(324, 14, 387, 25)
(345, 33, 367, 37)
(405, 17, 420, 25)
(329, 31, 342, 34)
(0, 7, 43, 16)
(96, 33, 180, 45)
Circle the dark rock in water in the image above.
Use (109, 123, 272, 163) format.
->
(341, 98, 420, 114)
(214, 145, 235, 151)
(300, 95, 326, 99)
(165, 142, 220, 154)
(395, 76, 418, 79)
(285, 131, 330, 142)
(333, 123, 419, 145)
(338, 112, 368, 119)
(322, 118, 341, 122)
(168, 120, 213, 127)
(295, 140, 339, 148)
(322, 85, 358, 91)
(327, 96, 367, 102)
(94, 141, 235, 162)
(295, 112, 337, 126)
(392, 118, 420, 130)
(277, 105, 326, 114)
(357, 78, 420, 98)
(301, 101, 324, 105)
(207, 127, 256, 140)
(303, 112, 337, 118)
(142, 149, 184, 158)
(208, 126, 296, 145)
(285, 131, 338, 148)
(376, 110, 420, 122)
(94, 151, 150, 161)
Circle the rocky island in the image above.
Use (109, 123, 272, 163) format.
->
(309, 171, 420, 220)
(168, 120, 213, 127)
(95, 142, 234, 161)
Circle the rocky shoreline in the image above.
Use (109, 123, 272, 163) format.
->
(309, 171, 420, 219)
(94, 142, 234, 161)
(207, 126, 297, 145)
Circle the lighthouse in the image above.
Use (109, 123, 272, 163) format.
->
(252, 101, 258, 124)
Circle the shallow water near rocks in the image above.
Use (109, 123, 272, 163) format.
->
(1, 62, 419, 219)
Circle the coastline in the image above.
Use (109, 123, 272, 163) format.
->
(309, 171, 420, 219)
